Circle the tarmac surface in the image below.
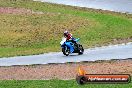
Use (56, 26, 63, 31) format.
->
(0, 42, 132, 66)
(35, 0, 132, 14)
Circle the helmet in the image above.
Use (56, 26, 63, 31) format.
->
(64, 31, 69, 37)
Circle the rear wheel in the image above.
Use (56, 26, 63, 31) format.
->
(78, 45, 84, 55)
(62, 46, 70, 56)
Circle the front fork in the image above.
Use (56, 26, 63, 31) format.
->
(62, 42, 74, 53)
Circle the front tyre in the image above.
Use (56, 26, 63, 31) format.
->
(62, 47, 70, 56)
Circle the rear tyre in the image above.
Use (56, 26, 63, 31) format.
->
(62, 47, 70, 56)
(78, 45, 84, 55)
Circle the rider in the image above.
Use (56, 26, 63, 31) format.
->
(63, 31, 76, 43)
(63, 31, 77, 53)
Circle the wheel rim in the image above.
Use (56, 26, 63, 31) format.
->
(65, 47, 69, 54)
(65, 50, 69, 54)
(79, 46, 83, 53)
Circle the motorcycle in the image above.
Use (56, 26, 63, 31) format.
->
(60, 37, 84, 56)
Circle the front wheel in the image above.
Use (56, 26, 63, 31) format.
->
(62, 47, 70, 56)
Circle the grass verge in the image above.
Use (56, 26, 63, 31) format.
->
(0, 80, 132, 88)
(0, 0, 132, 57)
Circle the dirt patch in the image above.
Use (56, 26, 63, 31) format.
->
(0, 59, 132, 80)
(0, 7, 43, 15)
(111, 38, 132, 45)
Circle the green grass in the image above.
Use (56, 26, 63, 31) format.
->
(0, 0, 132, 57)
(0, 80, 132, 88)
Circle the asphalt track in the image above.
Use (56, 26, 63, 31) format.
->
(35, 0, 132, 14)
(0, 42, 132, 66)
